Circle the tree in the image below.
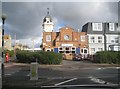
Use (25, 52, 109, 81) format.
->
(40, 43, 43, 48)
(18, 44, 22, 50)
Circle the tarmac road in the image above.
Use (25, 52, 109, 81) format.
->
(2, 60, 120, 89)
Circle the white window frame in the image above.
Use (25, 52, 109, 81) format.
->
(46, 35, 51, 42)
(98, 48, 103, 51)
(81, 35, 85, 41)
(110, 37, 118, 43)
(109, 23, 115, 31)
(90, 36, 95, 43)
(115, 37, 119, 43)
(92, 23, 102, 31)
(81, 48, 88, 54)
(91, 48, 95, 54)
(98, 36, 102, 43)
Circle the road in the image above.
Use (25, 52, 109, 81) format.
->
(2, 60, 120, 89)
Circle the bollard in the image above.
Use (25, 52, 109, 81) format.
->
(30, 62, 38, 80)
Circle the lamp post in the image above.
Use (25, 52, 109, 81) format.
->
(1, 14, 7, 78)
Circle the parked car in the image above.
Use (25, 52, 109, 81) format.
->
(72, 54, 82, 61)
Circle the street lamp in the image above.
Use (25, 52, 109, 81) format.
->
(1, 14, 7, 60)
(1, 14, 7, 79)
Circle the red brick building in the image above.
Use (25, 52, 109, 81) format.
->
(42, 9, 88, 59)
(43, 26, 88, 53)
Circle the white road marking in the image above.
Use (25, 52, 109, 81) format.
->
(54, 78, 77, 86)
(5, 71, 20, 76)
(5, 74, 11, 76)
(96, 67, 120, 70)
(116, 67, 120, 69)
(88, 76, 111, 84)
(4, 64, 14, 68)
(97, 68, 102, 70)
(27, 73, 30, 76)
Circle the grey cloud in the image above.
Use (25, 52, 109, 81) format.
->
(118, 2, 120, 26)
(2, 2, 118, 42)
(52, 2, 118, 29)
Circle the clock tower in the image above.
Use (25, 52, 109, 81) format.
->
(42, 8, 54, 32)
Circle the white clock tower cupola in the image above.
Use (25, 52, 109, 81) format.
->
(43, 8, 54, 32)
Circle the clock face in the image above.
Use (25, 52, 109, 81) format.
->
(64, 35, 70, 40)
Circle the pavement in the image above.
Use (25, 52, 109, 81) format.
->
(1, 60, 120, 89)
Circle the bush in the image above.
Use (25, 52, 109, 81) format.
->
(16, 51, 63, 64)
(8, 50, 14, 57)
(4, 50, 14, 57)
(94, 51, 120, 64)
(16, 50, 34, 63)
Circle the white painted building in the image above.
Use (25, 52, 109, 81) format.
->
(82, 22, 119, 55)
(88, 34, 104, 54)
(106, 34, 119, 51)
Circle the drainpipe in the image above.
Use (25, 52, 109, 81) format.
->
(104, 23, 107, 51)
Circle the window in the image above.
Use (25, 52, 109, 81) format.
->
(46, 49, 51, 51)
(90, 36, 95, 43)
(66, 51, 70, 53)
(109, 23, 114, 31)
(66, 47, 69, 50)
(115, 37, 119, 43)
(46, 35, 51, 42)
(84, 49, 88, 53)
(59, 51, 64, 53)
(98, 23, 102, 30)
(72, 51, 75, 53)
(98, 36, 102, 43)
(81, 36, 85, 41)
(92, 23, 102, 31)
(91, 48, 95, 54)
(111, 40, 114, 43)
(93, 23, 97, 30)
(81, 49, 83, 53)
(111, 37, 119, 43)
(64, 35, 70, 40)
(98, 48, 103, 51)
(59, 48, 62, 50)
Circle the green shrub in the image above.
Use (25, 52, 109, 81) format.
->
(16, 51, 33, 63)
(9, 50, 14, 57)
(4, 50, 14, 57)
(94, 51, 120, 64)
(16, 51, 63, 64)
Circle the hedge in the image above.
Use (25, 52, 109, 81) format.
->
(16, 51, 63, 64)
(94, 51, 120, 64)
(4, 50, 14, 57)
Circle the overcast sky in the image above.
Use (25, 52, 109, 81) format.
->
(1, 0, 119, 48)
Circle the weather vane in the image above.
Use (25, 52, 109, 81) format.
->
(47, 8, 49, 15)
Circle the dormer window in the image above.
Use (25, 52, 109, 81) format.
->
(92, 23, 102, 31)
(109, 23, 115, 31)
